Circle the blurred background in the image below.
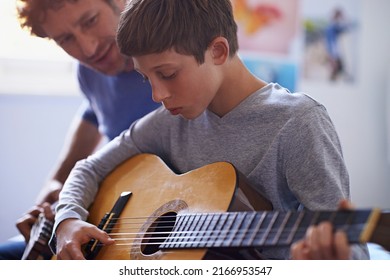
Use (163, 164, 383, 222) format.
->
(0, 0, 389, 243)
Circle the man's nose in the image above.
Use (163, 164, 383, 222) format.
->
(77, 34, 99, 58)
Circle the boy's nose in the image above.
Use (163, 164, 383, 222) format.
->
(151, 83, 171, 103)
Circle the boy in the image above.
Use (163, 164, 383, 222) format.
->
(51, 0, 368, 260)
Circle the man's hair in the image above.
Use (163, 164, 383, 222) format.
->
(117, 0, 239, 64)
(16, 0, 119, 38)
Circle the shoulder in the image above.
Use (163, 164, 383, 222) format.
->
(77, 63, 100, 79)
(77, 63, 105, 93)
(250, 83, 326, 119)
(266, 83, 320, 107)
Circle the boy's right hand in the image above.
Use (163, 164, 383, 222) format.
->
(55, 218, 114, 260)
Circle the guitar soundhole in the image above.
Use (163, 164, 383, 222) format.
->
(141, 211, 177, 255)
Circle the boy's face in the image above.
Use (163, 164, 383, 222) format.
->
(40, 0, 128, 75)
(134, 49, 222, 120)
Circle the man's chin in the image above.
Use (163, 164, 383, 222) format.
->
(83, 63, 122, 76)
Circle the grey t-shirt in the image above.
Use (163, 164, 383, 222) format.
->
(52, 83, 368, 259)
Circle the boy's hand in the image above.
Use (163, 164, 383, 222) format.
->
(290, 199, 353, 260)
(55, 219, 114, 260)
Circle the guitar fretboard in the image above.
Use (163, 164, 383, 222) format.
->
(160, 210, 373, 250)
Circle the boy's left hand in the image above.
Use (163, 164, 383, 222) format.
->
(290, 199, 353, 260)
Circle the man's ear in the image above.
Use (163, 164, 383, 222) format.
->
(209, 37, 229, 65)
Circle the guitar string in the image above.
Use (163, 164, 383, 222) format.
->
(41, 218, 388, 245)
(41, 217, 388, 246)
(88, 225, 374, 249)
(84, 224, 390, 254)
(40, 213, 386, 253)
(99, 211, 375, 224)
(85, 212, 384, 249)
(99, 215, 373, 237)
(90, 230, 388, 254)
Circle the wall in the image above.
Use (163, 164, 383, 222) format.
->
(0, 0, 389, 244)
(299, 0, 390, 208)
(0, 94, 82, 242)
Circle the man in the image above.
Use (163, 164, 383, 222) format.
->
(0, 0, 160, 259)
(52, 0, 368, 260)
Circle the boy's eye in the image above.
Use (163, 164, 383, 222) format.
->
(161, 72, 177, 80)
(142, 75, 149, 83)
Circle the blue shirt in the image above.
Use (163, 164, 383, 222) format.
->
(77, 64, 160, 140)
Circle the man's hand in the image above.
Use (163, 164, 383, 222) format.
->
(55, 219, 115, 260)
(16, 202, 54, 242)
(290, 199, 353, 260)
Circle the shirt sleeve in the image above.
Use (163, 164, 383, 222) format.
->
(78, 101, 99, 127)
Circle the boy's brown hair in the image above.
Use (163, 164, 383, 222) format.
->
(16, 0, 120, 38)
(117, 0, 239, 64)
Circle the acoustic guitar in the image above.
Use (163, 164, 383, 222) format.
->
(24, 154, 390, 260)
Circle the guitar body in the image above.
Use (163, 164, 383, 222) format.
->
(26, 154, 390, 260)
(88, 153, 261, 260)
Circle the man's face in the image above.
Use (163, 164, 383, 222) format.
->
(40, 0, 128, 75)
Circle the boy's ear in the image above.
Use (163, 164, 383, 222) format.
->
(210, 37, 229, 65)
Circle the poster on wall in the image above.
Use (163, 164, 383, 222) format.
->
(232, 0, 301, 91)
(302, 0, 360, 83)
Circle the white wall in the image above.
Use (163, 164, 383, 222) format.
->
(0, 94, 82, 242)
(298, 0, 390, 208)
(0, 0, 389, 244)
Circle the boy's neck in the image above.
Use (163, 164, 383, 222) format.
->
(208, 57, 267, 117)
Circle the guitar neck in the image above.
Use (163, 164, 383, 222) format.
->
(21, 213, 54, 260)
(160, 209, 389, 251)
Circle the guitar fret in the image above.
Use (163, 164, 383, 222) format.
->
(169, 215, 194, 248)
(198, 214, 216, 247)
(286, 211, 305, 245)
(180, 214, 200, 248)
(215, 213, 237, 247)
(315, 211, 333, 225)
(334, 211, 361, 243)
(188, 213, 209, 248)
(237, 212, 257, 247)
(292, 211, 316, 242)
(163, 216, 179, 249)
(310, 211, 320, 226)
(246, 212, 267, 247)
(334, 211, 356, 232)
(350, 210, 372, 243)
(261, 212, 282, 246)
(348, 212, 365, 243)
(227, 212, 247, 247)
(162, 209, 378, 251)
(253, 212, 277, 246)
(206, 213, 226, 247)
(271, 212, 291, 246)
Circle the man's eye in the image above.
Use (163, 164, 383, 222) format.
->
(84, 15, 98, 28)
(57, 35, 74, 46)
